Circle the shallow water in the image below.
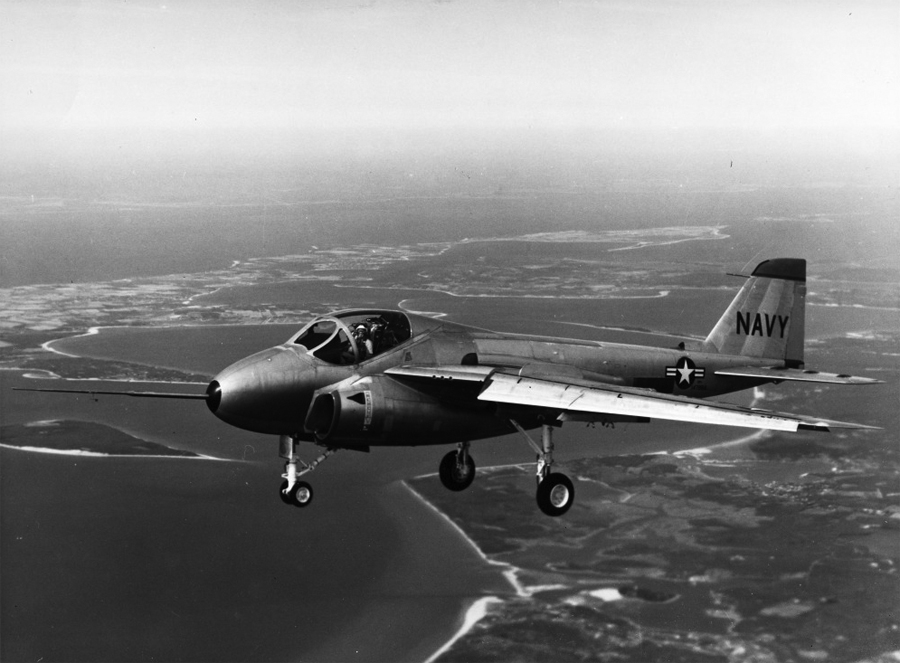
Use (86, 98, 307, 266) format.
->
(0, 423, 508, 662)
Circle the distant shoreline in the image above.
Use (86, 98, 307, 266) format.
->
(402, 480, 525, 663)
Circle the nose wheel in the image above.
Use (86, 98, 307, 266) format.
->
(280, 479, 314, 507)
(279, 435, 336, 509)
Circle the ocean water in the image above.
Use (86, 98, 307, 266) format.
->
(3, 181, 897, 661)
(1, 371, 511, 662)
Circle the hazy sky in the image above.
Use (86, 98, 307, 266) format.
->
(2, 0, 896, 142)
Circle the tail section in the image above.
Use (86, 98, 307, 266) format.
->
(704, 258, 806, 367)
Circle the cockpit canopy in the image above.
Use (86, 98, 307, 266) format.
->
(290, 310, 412, 365)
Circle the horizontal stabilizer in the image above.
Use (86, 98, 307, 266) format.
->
(715, 367, 883, 385)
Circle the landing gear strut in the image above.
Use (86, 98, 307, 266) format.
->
(439, 441, 476, 491)
(279, 435, 337, 509)
(511, 421, 575, 517)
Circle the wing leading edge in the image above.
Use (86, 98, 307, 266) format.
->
(387, 366, 879, 432)
(12, 387, 209, 400)
(714, 366, 883, 385)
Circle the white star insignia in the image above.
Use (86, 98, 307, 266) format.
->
(676, 364, 694, 385)
(666, 357, 705, 388)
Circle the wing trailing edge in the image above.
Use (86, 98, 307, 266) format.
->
(478, 373, 879, 432)
(385, 365, 879, 432)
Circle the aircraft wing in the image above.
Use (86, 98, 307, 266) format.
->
(386, 366, 879, 432)
(714, 366, 883, 385)
(12, 387, 209, 400)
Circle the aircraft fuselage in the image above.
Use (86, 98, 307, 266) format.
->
(208, 311, 768, 442)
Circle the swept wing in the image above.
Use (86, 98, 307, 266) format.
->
(387, 366, 878, 432)
(12, 387, 209, 400)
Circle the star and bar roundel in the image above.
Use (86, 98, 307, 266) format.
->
(665, 356, 706, 388)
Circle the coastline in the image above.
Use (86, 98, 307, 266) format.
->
(403, 480, 523, 594)
(40, 326, 102, 358)
(403, 476, 571, 663)
(38, 323, 297, 376)
(423, 597, 502, 663)
(401, 479, 516, 663)
(403, 396, 793, 663)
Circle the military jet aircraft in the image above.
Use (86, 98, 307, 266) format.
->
(20, 258, 881, 516)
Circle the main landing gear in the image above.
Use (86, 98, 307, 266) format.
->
(279, 435, 337, 508)
(439, 441, 476, 491)
(511, 421, 575, 517)
(435, 424, 575, 517)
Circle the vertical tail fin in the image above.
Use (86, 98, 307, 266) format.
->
(703, 258, 806, 367)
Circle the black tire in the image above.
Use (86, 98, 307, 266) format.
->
(290, 481, 314, 508)
(536, 473, 574, 517)
(279, 480, 293, 505)
(438, 450, 476, 492)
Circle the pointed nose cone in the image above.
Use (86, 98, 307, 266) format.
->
(206, 380, 222, 413)
(208, 346, 315, 434)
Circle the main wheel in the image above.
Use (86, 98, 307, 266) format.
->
(536, 473, 574, 517)
(438, 450, 476, 492)
(289, 481, 314, 508)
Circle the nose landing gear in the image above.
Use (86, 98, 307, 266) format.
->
(279, 434, 336, 509)
(280, 479, 314, 507)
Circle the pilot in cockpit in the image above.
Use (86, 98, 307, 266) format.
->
(353, 324, 374, 360)
(369, 318, 399, 354)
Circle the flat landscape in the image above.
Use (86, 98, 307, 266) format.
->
(413, 337, 899, 662)
(2, 185, 898, 662)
